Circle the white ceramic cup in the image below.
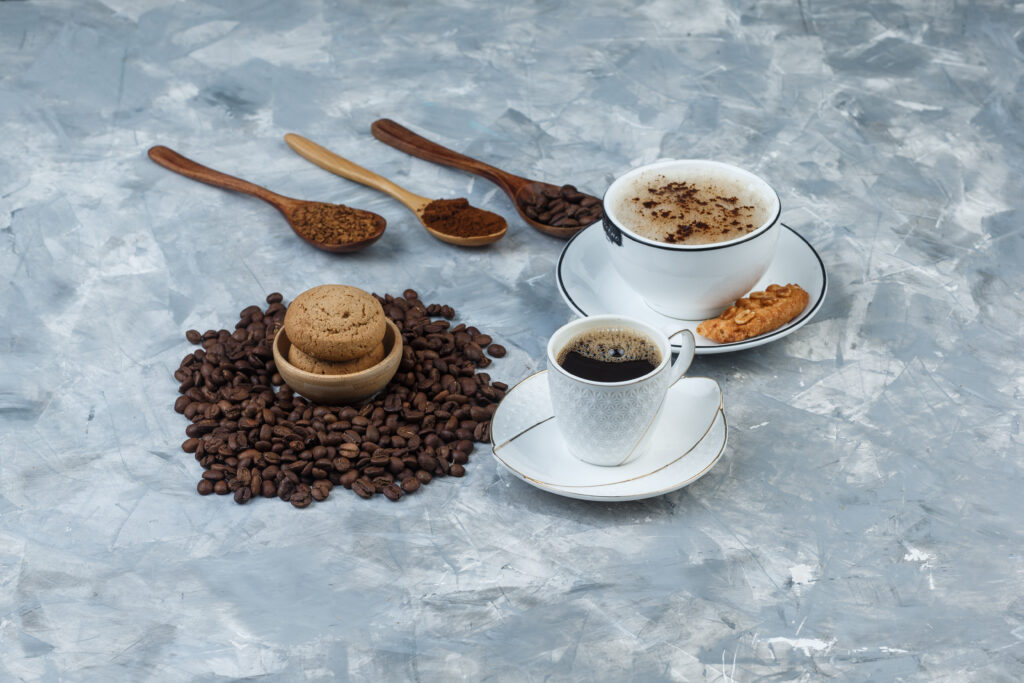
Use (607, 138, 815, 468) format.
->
(602, 159, 782, 320)
(546, 315, 696, 467)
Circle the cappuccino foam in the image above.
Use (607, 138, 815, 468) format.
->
(612, 170, 772, 245)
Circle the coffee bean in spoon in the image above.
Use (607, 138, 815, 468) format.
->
(520, 184, 604, 229)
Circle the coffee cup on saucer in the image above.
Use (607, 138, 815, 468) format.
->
(546, 315, 695, 467)
(601, 159, 782, 320)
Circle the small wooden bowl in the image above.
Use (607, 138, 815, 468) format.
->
(272, 319, 402, 404)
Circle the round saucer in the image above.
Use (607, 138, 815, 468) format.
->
(555, 223, 828, 354)
(490, 372, 727, 501)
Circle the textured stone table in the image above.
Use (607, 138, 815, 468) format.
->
(2, 1, 1022, 680)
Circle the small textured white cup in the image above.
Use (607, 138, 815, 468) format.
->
(546, 315, 695, 467)
(601, 159, 782, 320)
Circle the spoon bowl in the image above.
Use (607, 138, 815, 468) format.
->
(370, 119, 602, 239)
(147, 145, 385, 253)
(283, 134, 507, 247)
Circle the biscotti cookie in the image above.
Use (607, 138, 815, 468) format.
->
(696, 283, 809, 343)
(288, 341, 385, 375)
(284, 285, 386, 361)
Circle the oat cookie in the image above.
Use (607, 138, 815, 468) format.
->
(284, 285, 386, 361)
(696, 283, 809, 343)
(288, 341, 385, 375)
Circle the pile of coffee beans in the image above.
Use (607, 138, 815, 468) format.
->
(521, 184, 603, 229)
(174, 290, 508, 506)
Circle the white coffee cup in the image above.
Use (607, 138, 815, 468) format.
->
(602, 159, 782, 320)
(546, 315, 696, 467)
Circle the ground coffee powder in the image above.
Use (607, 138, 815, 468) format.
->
(420, 198, 506, 238)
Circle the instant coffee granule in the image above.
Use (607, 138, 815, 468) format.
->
(174, 290, 508, 506)
(290, 202, 381, 245)
(420, 198, 505, 238)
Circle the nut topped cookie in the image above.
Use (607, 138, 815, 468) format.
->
(697, 283, 809, 343)
(284, 285, 386, 361)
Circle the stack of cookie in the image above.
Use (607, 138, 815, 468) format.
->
(283, 285, 388, 375)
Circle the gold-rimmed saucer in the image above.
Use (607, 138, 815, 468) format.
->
(490, 372, 727, 501)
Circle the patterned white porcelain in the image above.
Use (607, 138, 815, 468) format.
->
(490, 373, 727, 502)
(546, 315, 695, 466)
(556, 222, 828, 354)
(601, 159, 782, 320)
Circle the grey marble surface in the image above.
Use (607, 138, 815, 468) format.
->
(2, 0, 1023, 680)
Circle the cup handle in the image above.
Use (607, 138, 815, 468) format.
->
(615, 329, 696, 466)
(666, 329, 695, 385)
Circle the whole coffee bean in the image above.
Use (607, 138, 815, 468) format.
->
(351, 478, 374, 499)
(290, 484, 312, 508)
(372, 475, 394, 492)
(213, 480, 229, 495)
(383, 484, 402, 501)
(450, 463, 466, 477)
(234, 486, 252, 504)
(401, 477, 421, 494)
(197, 479, 214, 495)
(474, 421, 490, 442)
(186, 329, 202, 344)
(486, 344, 506, 358)
(311, 479, 332, 501)
(277, 478, 296, 501)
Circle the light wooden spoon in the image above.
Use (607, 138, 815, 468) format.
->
(148, 145, 385, 253)
(284, 133, 507, 247)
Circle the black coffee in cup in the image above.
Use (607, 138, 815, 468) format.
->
(556, 328, 661, 382)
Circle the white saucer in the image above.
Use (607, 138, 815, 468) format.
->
(490, 372, 727, 501)
(556, 223, 828, 354)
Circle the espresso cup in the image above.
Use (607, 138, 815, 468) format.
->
(546, 315, 696, 467)
(602, 159, 782, 320)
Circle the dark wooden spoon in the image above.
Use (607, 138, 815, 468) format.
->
(147, 145, 386, 253)
(370, 119, 602, 239)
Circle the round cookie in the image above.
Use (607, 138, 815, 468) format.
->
(284, 285, 386, 361)
(288, 342, 385, 375)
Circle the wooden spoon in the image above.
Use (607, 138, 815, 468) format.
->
(283, 134, 507, 247)
(147, 145, 385, 253)
(370, 118, 602, 239)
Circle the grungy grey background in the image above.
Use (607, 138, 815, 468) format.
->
(1, 0, 1022, 680)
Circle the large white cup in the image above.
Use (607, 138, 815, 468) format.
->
(602, 159, 782, 320)
(546, 315, 696, 467)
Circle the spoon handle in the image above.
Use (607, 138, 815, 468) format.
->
(284, 133, 427, 212)
(370, 119, 531, 197)
(147, 146, 289, 208)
